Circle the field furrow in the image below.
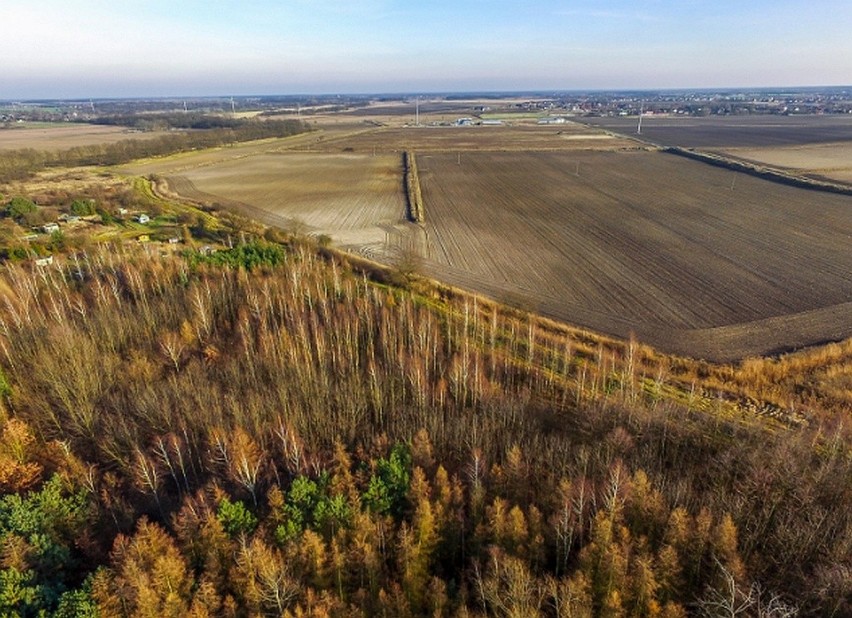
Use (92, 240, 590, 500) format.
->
(154, 131, 852, 361)
(417, 150, 852, 359)
(166, 153, 407, 250)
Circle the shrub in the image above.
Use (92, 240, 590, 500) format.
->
(69, 199, 96, 216)
(4, 197, 36, 221)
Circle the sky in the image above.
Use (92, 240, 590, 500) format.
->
(1, 0, 851, 99)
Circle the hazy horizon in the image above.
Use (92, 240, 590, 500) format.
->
(2, 0, 851, 99)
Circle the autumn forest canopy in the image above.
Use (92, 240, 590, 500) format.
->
(0, 240, 848, 617)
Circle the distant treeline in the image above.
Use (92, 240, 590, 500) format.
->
(89, 112, 259, 131)
(0, 118, 307, 182)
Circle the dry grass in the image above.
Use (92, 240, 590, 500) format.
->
(717, 142, 852, 184)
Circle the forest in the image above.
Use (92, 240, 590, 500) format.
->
(0, 237, 848, 617)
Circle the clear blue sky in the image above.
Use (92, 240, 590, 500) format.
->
(2, 0, 850, 98)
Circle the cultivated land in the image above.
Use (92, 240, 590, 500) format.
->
(310, 124, 636, 153)
(0, 122, 176, 151)
(116, 107, 852, 360)
(415, 150, 852, 360)
(580, 114, 852, 148)
(582, 114, 852, 185)
(714, 142, 852, 184)
(141, 152, 406, 251)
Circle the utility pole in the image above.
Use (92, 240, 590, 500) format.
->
(637, 101, 643, 135)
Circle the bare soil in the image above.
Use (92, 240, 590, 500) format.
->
(580, 115, 852, 148)
(131, 120, 852, 361)
(415, 150, 852, 361)
(309, 124, 636, 154)
(163, 153, 407, 251)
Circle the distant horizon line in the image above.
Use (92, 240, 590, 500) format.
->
(3, 84, 852, 104)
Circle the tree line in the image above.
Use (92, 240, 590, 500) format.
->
(89, 112, 266, 131)
(0, 118, 307, 183)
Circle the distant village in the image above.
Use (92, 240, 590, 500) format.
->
(2, 87, 852, 126)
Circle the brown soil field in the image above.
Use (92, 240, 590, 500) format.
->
(0, 123, 176, 151)
(414, 150, 852, 361)
(308, 123, 637, 154)
(715, 142, 852, 184)
(117, 131, 339, 176)
(117, 122, 634, 177)
(581, 115, 852, 148)
(129, 121, 852, 361)
(160, 153, 407, 250)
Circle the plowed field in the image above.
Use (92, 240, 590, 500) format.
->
(136, 121, 852, 361)
(312, 124, 636, 154)
(416, 151, 852, 360)
(161, 153, 407, 251)
(581, 115, 852, 148)
(0, 123, 177, 151)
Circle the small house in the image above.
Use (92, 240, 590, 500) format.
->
(135, 214, 150, 224)
(42, 223, 60, 234)
(168, 237, 181, 244)
(34, 256, 54, 267)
